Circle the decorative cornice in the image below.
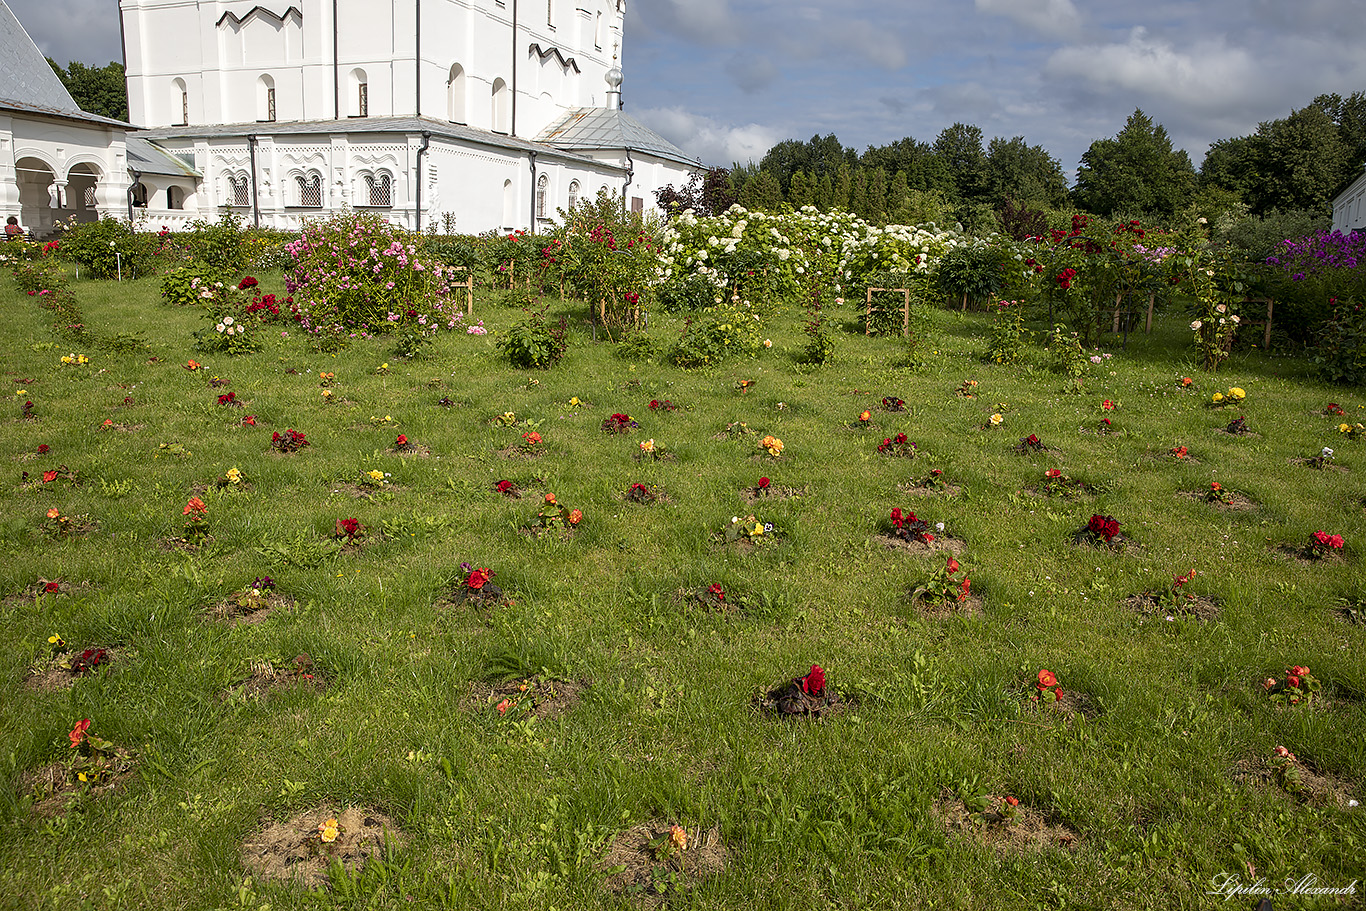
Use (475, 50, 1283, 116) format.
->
(216, 6, 303, 28)
(527, 43, 580, 74)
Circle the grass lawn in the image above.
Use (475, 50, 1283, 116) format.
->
(1, 272, 1363, 910)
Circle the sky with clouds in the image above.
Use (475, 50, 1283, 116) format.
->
(11, 0, 1366, 182)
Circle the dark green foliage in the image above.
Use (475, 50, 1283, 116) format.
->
(1074, 109, 1197, 219)
(58, 217, 155, 279)
(1314, 297, 1366, 384)
(498, 306, 567, 369)
(181, 212, 246, 272)
(160, 263, 227, 307)
(936, 244, 1006, 309)
(46, 58, 128, 121)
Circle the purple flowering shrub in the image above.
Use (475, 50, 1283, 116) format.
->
(1264, 230, 1366, 348)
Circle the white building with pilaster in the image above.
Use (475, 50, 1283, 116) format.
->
(1, 0, 134, 237)
(118, 0, 699, 233)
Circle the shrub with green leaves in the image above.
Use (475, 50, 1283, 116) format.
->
(498, 306, 567, 369)
(180, 212, 247, 271)
(58, 217, 155, 279)
(1313, 297, 1366, 385)
(987, 299, 1027, 364)
(668, 300, 763, 368)
(161, 263, 228, 307)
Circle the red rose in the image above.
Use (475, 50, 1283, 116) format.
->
(396, 435, 408, 446)
(758, 477, 770, 489)
(707, 583, 725, 601)
(801, 665, 826, 697)
(496, 480, 513, 493)
(44, 581, 61, 593)
(467, 568, 492, 590)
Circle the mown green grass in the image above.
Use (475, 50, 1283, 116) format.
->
(0, 273, 1363, 910)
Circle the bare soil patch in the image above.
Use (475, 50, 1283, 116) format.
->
(932, 790, 1081, 853)
(1177, 489, 1257, 511)
(739, 484, 803, 504)
(876, 533, 967, 556)
(1122, 592, 1221, 621)
(21, 750, 137, 818)
(913, 592, 985, 620)
(241, 806, 404, 890)
(226, 657, 327, 700)
(467, 676, 587, 719)
(208, 589, 296, 626)
(1231, 757, 1358, 810)
(600, 822, 728, 906)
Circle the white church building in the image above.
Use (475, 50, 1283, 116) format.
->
(117, 0, 700, 233)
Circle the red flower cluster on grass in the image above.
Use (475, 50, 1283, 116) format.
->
(602, 413, 638, 432)
(271, 429, 309, 452)
(335, 518, 362, 541)
(877, 433, 914, 455)
(69, 718, 91, 748)
(648, 399, 677, 412)
(757, 477, 770, 490)
(466, 567, 493, 590)
(395, 434, 409, 447)
(1308, 530, 1345, 557)
(1170, 445, 1188, 459)
(1087, 514, 1120, 543)
(241, 415, 257, 426)
(799, 665, 825, 697)
(1101, 399, 1115, 411)
(496, 480, 515, 494)
(890, 507, 934, 543)
(707, 583, 725, 602)
(217, 391, 236, 405)
(37, 444, 50, 454)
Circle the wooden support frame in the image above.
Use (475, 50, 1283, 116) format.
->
(1237, 296, 1275, 349)
(866, 287, 912, 337)
(449, 265, 474, 315)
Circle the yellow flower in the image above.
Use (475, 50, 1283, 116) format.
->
(318, 818, 340, 842)
(321, 389, 333, 399)
(639, 439, 655, 453)
(48, 634, 62, 645)
(1211, 392, 1224, 403)
(569, 396, 581, 406)
(763, 339, 772, 348)
(225, 467, 242, 484)
(989, 413, 1003, 426)
(368, 469, 385, 481)
(77, 772, 88, 782)
(15, 390, 26, 396)
(1341, 423, 1352, 433)
(1228, 387, 1245, 400)
(751, 523, 764, 536)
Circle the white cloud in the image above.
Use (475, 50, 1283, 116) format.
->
(632, 106, 781, 167)
(975, 0, 1081, 37)
(1044, 27, 1260, 111)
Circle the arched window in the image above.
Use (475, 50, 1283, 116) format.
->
(567, 180, 580, 210)
(365, 172, 392, 207)
(172, 78, 188, 125)
(491, 78, 509, 133)
(501, 178, 515, 228)
(594, 11, 603, 48)
(258, 75, 276, 122)
(296, 172, 322, 207)
(536, 174, 549, 219)
(230, 174, 251, 207)
(168, 186, 185, 210)
(349, 68, 368, 117)
(447, 64, 466, 123)
(131, 182, 149, 208)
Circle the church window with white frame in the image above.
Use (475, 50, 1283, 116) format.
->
(230, 174, 251, 207)
(296, 171, 323, 207)
(362, 171, 392, 207)
(567, 180, 580, 210)
(536, 174, 549, 218)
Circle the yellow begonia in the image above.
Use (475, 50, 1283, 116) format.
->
(225, 468, 242, 484)
(1228, 387, 1245, 400)
(990, 413, 1003, 425)
(1212, 393, 1224, 403)
(319, 818, 340, 842)
(368, 470, 385, 481)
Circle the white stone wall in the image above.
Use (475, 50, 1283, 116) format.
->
(1332, 169, 1366, 234)
(0, 113, 129, 235)
(123, 0, 626, 134)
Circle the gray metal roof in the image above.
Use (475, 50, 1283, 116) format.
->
(134, 116, 622, 170)
(126, 137, 200, 177)
(0, 0, 131, 127)
(536, 108, 701, 167)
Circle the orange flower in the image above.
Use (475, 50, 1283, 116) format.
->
(568, 509, 583, 525)
(47, 507, 60, 519)
(544, 493, 557, 505)
(496, 698, 511, 715)
(1004, 796, 1019, 807)
(859, 410, 871, 422)
(1037, 669, 1058, 689)
(523, 431, 542, 445)
(182, 496, 206, 516)
(185, 359, 201, 370)
(1180, 377, 1192, 387)
(69, 718, 91, 748)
